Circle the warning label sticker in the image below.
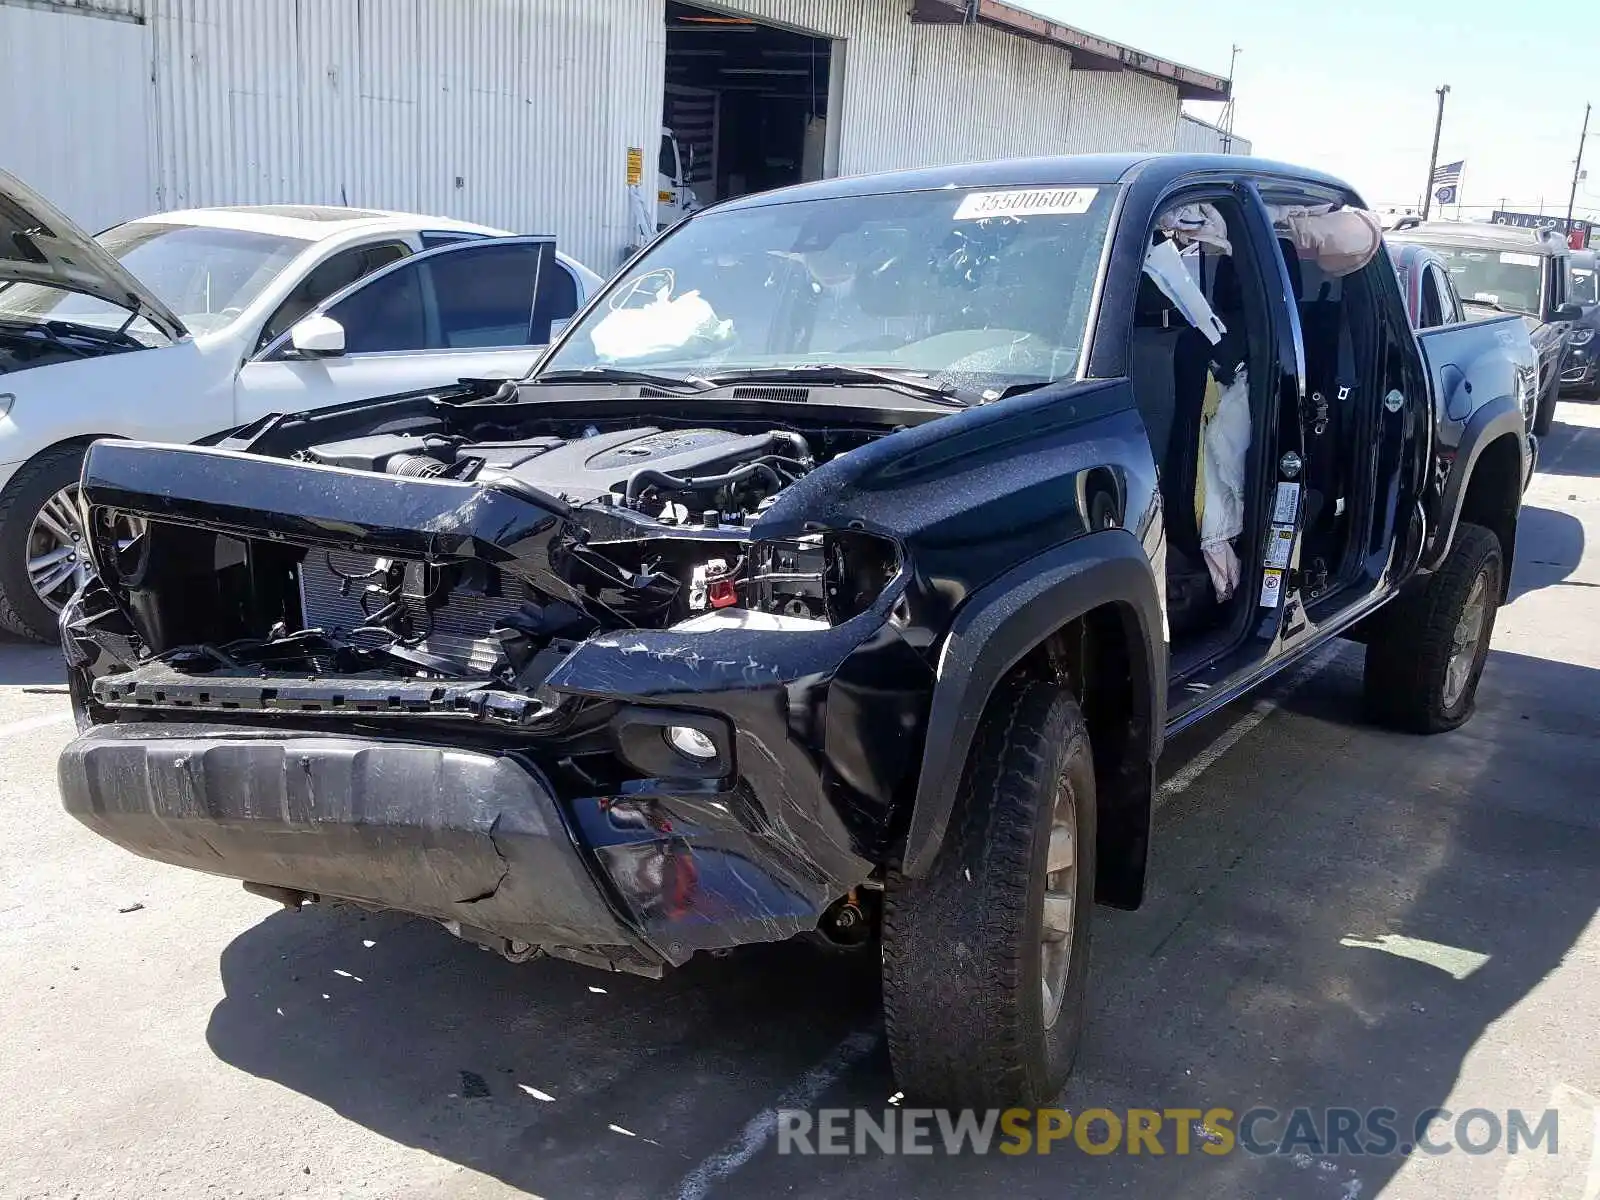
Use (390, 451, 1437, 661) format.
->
(954, 188, 1100, 221)
(1264, 524, 1296, 570)
(1260, 568, 1285, 609)
(1272, 481, 1301, 525)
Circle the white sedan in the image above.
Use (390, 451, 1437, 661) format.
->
(0, 171, 602, 639)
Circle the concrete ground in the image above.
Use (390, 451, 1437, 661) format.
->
(3, 404, 1598, 1200)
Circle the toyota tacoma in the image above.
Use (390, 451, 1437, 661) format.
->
(57, 154, 1537, 1106)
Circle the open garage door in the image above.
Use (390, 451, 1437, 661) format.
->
(662, 2, 834, 224)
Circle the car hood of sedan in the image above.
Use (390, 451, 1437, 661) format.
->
(0, 169, 188, 342)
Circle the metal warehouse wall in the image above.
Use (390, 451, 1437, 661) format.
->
(710, 0, 1181, 170)
(145, 0, 664, 271)
(0, 2, 154, 231)
(1175, 113, 1251, 155)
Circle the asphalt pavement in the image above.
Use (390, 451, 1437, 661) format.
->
(2, 403, 1598, 1200)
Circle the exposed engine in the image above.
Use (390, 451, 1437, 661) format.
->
(269, 422, 885, 680)
(294, 424, 815, 517)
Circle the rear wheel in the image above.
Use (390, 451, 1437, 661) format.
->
(1363, 522, 1503, 733)
(0, 445, 92, 641)
(881, 679, 1096, 1107)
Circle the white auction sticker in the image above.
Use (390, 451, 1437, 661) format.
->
(1260, 568, 1285, 609)
(954, 188, 1099, 221)
(1264, 524, 1296, 570)
(1500, 251, 1541, 267)
(1271, 481, 1301, 524)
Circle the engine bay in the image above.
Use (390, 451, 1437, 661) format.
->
(294, 421, 817, 519)
(77, 407, 904, 698)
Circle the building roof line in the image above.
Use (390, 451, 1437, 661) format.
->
(909, 0, 1231, 101)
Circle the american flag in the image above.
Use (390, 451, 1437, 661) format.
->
(1432, 160, 1465, 187)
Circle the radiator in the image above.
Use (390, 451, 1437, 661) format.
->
(297, 549, 525, 674)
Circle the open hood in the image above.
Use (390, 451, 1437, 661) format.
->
(0, 170, 188, 341)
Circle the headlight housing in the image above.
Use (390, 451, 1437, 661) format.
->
(748, 531, 903, 626)
(1569, 327, 1595, 347)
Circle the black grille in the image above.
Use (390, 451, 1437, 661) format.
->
(298, 549, 524, 673)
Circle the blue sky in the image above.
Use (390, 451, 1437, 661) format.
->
(1030, 0, 1600, 220)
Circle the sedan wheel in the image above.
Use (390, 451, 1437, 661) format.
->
(27, 485, 94, 612)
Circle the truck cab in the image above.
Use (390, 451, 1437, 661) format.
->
(656, 128, 701, 232)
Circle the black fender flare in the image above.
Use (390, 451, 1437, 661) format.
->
(1423, 395, 1529, 573)
(900, 530, 1167, 891)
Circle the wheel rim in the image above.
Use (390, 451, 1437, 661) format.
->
(1442, 569, 1491, 710)
(26, 485, 92, 612)
(1039, 777, 1077, 1029)
(25, 486, 140, 615)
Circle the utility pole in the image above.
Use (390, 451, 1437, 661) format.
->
(1566, 102, 1591, 230)
(1422, 85, 1450, 221)
(1220, 44, 1241, 153)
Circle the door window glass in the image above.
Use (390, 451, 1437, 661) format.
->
(1427, 265, 1452, 326)
(1429, 265, 1461, 325)
(323, 259, 429, 353)
(429, 242, 551, 347)
(257, 241, 409, 350)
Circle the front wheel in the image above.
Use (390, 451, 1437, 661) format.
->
(882, 679, 1096, 1107)
(0, 445, 92, 642)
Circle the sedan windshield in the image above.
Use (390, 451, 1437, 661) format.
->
(1423, 244, 1543, 317)
(0, 221, 311, 343)
(539, 185, 1118, 395)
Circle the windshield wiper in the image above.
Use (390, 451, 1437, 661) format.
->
(533, 366, 715, 393)
(702, 365, 972, 407)
(1462, 298, 1529, 317)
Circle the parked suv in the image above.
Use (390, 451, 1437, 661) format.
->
(59, 155, 1536, 1106)
(1560, 249, 1600, 397)
(1389, 220, 1581, 435)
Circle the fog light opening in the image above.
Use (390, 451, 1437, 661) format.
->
(665, 725, 718, 762)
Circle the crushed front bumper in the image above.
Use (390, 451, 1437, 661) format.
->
(60, 723, 646, 951)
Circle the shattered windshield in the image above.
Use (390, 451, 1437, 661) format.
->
(539, 185, 1119, 392)
(1423, 245, 1544, 317)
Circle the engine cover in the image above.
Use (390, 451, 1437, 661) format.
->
(482, 427, 778, 502)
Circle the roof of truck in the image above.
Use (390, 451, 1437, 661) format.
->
(712, 154, 1357, 212)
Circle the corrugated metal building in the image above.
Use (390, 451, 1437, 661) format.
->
(0, 0, 1232, 271)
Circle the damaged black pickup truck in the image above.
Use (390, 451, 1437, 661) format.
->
(58, 154, 1537, 1106)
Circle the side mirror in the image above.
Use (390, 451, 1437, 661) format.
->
(289, 314, 346, 357)
(1551, 302, 1584, 324)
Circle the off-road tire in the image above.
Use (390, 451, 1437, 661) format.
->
(1532, 375, 1559, 437)
(881, 679, 1096, 1107)
(0, 444, 88, 642)
(1363, 522, 1503, 734)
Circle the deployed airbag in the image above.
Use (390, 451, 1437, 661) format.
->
(1198, 368, 1251, 600)
(1270, 205, 1383, 278)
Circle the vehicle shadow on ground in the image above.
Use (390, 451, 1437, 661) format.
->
(206, 908, 884, 1200)
(205, 648, 1600, 1200)
(0, 637, 67, 687)
(1507, 504, 1586, 601)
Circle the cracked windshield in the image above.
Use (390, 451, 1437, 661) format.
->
(541, 185, 1117, 396)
